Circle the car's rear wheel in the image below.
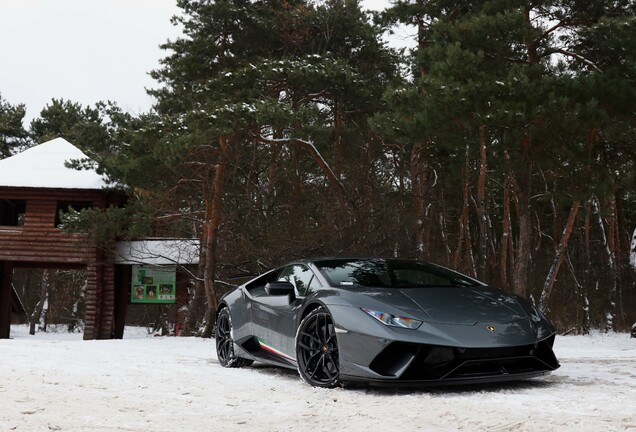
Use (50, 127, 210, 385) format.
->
(215, 307, 253, 368)
(296, 307, 340, 387)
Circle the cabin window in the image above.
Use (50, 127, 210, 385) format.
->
(0, 199, 26, 226)
(56, 201, 92, 227)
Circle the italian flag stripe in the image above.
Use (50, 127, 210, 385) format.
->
(257, 338, 296, 362)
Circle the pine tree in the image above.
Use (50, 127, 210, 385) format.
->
(144, 0, 398, 334)
(377, 0, 636, 327)
(0, 93, 28, 158)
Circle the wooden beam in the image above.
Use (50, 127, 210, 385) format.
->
(0, 262, 13, 338)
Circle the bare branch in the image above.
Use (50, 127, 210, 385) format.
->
(555, 49, 602, 72)
(539, 19, 571, 41)
(251, 133, 347, 196)
(297, 89, 330, 107)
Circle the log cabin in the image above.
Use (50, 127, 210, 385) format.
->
(0, 138, 125, 339)
(0, 138, 199, 340)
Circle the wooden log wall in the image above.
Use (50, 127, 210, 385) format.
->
(0, 188, 112, 264)
(0, 187, 125, 339)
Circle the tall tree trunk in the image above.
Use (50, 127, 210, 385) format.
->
(333, 103, 342, 180)
(580, 199, 593, 334)
(511, 137, 533, 298)
(29, 269, 51, 335)
(267, 145, 282, 198)
(593, 197, 617, 333)
(512, 185, 533, 297)
(358, 137, 374, 246)
(476, 125, 488, 280)
(630, 227, 636, 272)
(538, 200, 580, 312)
(500, 175, 512, 290)
(182, 277, 206, 336)
(453, 149, 471, 271)
(578, 129, 596, 332)
(439, 190, 452, 264)
(201, 136, 230, 338)
(68, 277, 86, 333)
(410, 143, 426, 257)
(465, 217, 477, 277)
(607, 194, 623, 327)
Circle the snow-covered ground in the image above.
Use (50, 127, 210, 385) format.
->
(1, 326, 635, 432)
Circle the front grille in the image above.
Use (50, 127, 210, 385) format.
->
(448, 356, 549, 379)
(369, 338, 559, 381)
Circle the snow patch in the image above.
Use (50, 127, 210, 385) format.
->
(1, 329, 635, 431)
(0, 137, 110, 190)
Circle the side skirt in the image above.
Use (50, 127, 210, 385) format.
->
(235, 335, 297, 369)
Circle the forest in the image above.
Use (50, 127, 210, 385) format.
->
(1, 0, 635, 335)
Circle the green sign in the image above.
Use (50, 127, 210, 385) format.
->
(131, 265, 176, 304)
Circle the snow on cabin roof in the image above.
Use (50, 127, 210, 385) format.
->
(0, 137, 111, 190)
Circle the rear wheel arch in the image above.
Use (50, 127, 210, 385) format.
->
(215, 306, 253, 368)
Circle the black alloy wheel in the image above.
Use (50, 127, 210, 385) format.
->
(296, 307, 340, 387)
(216, 307, 253, 368)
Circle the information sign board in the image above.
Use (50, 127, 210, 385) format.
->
(131, 265, 176, 304)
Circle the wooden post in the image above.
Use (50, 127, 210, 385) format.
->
(0, 261, 11, 338)
(175, 268, 190, 336)
(83, 260, 100, 340)
(113, 264, 131, 339)
(99, 262, 115, 339)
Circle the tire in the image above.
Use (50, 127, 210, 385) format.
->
(295, 307, 340, 388)
(215, 307, 253, 368)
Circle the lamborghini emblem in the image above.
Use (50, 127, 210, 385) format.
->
(486, 325, 496, 332)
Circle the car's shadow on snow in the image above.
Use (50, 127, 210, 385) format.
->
(347, 378, 558, 396)
(248, 363, 301, 380)
(232, 361, 559, 394)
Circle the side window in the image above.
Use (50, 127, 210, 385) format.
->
(56, 201, 92, 227)
(305, 274, 321, 296)
(277, 265, 317, 297)
(0, 199, 26, 226)
(277, 266, 295, 285)
(245, 270, 280, 297)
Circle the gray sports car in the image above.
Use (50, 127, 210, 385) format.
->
(215, 257, 559, 387)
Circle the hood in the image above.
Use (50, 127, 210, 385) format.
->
(344, 285, 528, 325)
(401, 286, 527, 325)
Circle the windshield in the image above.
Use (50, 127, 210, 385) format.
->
(314, 258, 481, 288)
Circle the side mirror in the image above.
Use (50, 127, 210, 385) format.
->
(265, 281, 295, 296)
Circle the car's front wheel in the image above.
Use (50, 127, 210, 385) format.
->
(295, 307, 340, 387)
(215, 307, 253, 368)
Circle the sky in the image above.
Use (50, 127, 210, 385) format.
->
(0, 0, 413, 127)
(0, 0, 182, 124)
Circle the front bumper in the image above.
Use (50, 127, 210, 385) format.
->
(329, 305, 560, 385)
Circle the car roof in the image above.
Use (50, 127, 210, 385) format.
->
(289, 256, 424, 266)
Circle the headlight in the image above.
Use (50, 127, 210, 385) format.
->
(361, 308, 422, 329)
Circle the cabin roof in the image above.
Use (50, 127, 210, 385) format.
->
(0, 137, 111, 190)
